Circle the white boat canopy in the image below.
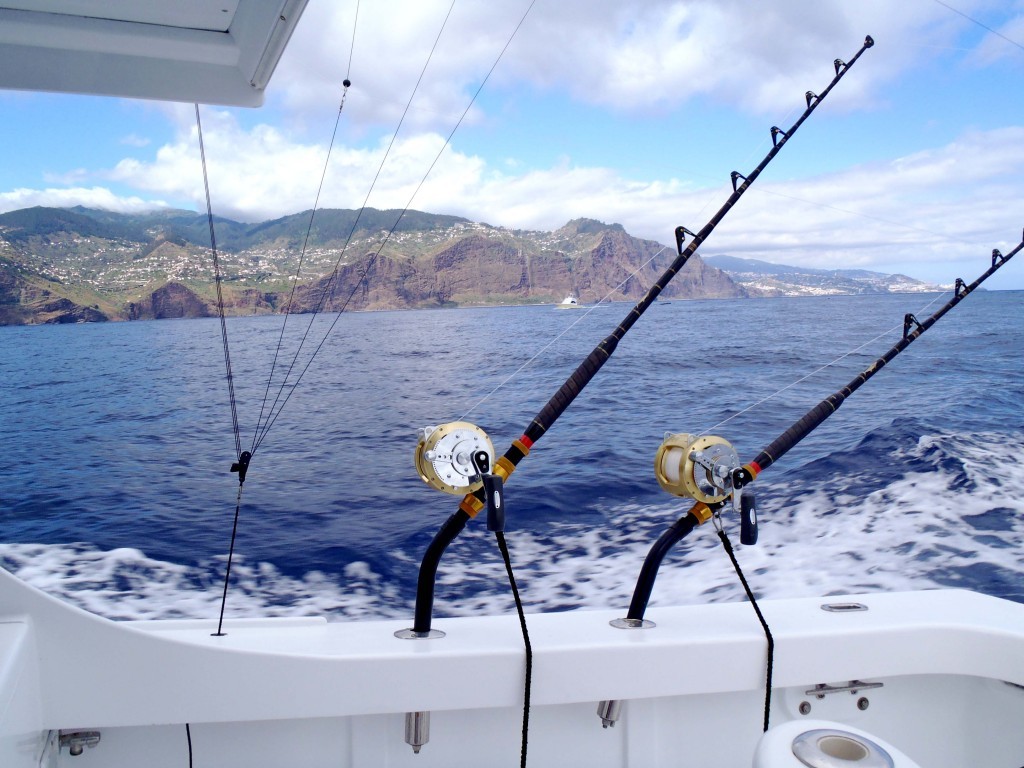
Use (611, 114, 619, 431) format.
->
(0, 0, 307, 105)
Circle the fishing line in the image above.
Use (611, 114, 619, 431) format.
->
(695, 291, 947, 438)
(930, 0, 1024, 53)
(458, 244, 673, 421)
(409, 36, 878, 637)
(456, 99, 804, 421)
(253, 0, 540, 452)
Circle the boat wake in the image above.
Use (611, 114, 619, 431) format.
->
(3, 425, 1022, 621)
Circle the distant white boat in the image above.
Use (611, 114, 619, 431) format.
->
(557, 294, 582, 309)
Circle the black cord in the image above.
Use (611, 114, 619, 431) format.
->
(496, 531, 532, 768)
(186, 723, 193, 768)
(717, 528, 774, 732)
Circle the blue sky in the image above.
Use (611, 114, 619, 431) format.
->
(1, 0, 1023, 289)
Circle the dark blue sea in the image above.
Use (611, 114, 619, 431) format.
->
(2, 291, 1022, 621)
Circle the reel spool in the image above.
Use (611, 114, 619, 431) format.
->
(415, 421, 494, 495)
(654, 433, 739, 503)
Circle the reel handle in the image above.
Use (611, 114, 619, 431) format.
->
(740, 492, 758, 545)
(471, 450, 505, 532)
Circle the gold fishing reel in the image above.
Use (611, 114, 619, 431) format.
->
(415, 421, 494, 495)
(654, 433, 739, 503)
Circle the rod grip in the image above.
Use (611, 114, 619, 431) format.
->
(752, 398, 839, 471)
(527, 336, 618, 442)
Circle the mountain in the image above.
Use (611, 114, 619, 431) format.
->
(704, 254, 943, 296)
(0, 207, 742, 324)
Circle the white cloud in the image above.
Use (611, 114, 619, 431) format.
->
(270, 0, 987, 128)
(0, 187, 168, 215)
(16, 113, 1024, 287)
(4, 1, 1022, 288)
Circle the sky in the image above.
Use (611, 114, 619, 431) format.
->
(1, 0, 1023, 289)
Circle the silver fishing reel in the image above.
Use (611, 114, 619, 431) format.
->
(415, 421, 494, 495)
(654, 433, 740, 503)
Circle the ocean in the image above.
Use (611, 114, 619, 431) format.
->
(2, 290, 1022, 622)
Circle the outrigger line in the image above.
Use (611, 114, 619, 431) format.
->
(408, 34, 876, 636)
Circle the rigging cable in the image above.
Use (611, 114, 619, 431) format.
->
(251, 0, 460, 453)
(253, 0, 360, 455)
(207, 2, 362, 627)
(195, 105, 242, 462)
(195, 104, 251, 635)
(253, 0, 540, 451)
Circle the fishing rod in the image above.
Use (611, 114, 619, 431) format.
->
(405, 35, 876, 636)
(622, 236, 1023, 625)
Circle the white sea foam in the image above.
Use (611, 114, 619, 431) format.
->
(0, 543, 408, 621)
(3, 431, 1022, 621)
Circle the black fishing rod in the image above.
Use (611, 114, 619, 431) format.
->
(407, 36, 875, 635)
(736, 243, 1023, 485)
(623, 236, 1023, 624)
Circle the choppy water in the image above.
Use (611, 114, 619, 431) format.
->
(1, 291, 1022, 621)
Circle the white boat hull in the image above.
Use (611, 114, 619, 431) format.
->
(3, 566, 1023, 767)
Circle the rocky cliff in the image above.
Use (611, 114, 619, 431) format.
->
(0, 207, 742, 323)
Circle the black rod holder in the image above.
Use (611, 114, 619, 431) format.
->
(622, 512, 701, 623)
(398, 511, 470, 637)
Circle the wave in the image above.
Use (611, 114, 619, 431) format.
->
(4, 426, 1022, 621)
